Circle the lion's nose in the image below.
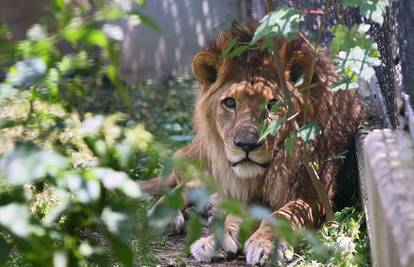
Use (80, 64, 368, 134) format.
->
(233, 129, 262, 152)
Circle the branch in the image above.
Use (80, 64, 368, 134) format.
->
(303, 152, 335, 221)
(266, 0, 294, 116)
(265, 0, 335, 222)
(303, 0, 331, 122)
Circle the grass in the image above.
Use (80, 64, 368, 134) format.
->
(132, 198, 166, 267)
(290, 207, 370, 267)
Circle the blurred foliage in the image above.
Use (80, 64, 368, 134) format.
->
(291, 207, 370, 267)
(0, 0, 181, 266)
(342, 0, 389, 25)
(0, 0, 380, 266)
(330, 0, 389, 90)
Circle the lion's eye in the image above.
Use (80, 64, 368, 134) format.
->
(222, 97, 236, 109)
(265, 99, 280, 114)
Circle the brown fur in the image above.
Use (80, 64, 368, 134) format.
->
(146, 21, 366, 264)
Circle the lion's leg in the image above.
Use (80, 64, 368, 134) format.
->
(244, 198, 323, 266)
(146, 140, 208, 233)
(147, 176, 205, 234)
(190, 214, 241, 262)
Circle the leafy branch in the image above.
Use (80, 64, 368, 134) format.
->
(264, 0, 335, 221)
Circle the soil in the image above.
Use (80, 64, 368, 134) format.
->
(154, 233, 250, 267)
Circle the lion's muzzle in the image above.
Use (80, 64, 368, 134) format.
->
(229, 155, 271, 168)
(233, 127, 262, 152)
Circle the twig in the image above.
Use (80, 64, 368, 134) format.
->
(302, 152, 335, 220)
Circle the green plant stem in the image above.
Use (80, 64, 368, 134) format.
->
(303, 0, 331, 123)
(302, 0, 335, 221)
(266, 0, 294, 116)
(303, 152, 335, 221)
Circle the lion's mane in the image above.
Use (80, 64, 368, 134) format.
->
(191, 21, 365, 226)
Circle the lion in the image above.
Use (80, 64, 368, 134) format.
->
(142, 21, 366, 265)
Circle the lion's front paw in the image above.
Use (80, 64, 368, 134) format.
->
(244, 231, 274, 266)
(190, 233, 238, 262)
(244, 230, 290, 266)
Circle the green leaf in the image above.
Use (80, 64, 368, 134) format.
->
(53, 251, 68, 267)
(293, 73, 305, 87)
(0, 117, 26, 129)
(269, 100, 284, 114)
(219, 39, 250, 60)
(250, 7, 304, 45)
(7, 57, 47, 88)
(211, 214, 225, 250)
(102, 24, 124, 41)
(297, 122, 321, 143)
(0, 236, 11, 264)
(51, 0, 65, 12)
(274, 219, 299, 245)
(219, 198, 245, 216)
(330, 24, 378, 58)
(27, 24, 47, 41)
(342, 0, 389, 25)
(102, 207, 136, 241)
(284, 132, 296, 156)
(226, 45, 249, 59)
(220, 39, 237, 60)
(335, 46, 381, 82)
(186, 187, 211, 213)
(259, 118, 285, 142)
(64, 173, 101, 204)
(114, 140, 135, 170)
(80, 115, 105, 136)
(92, 168, 142, 199)
(106, 64, 131, 107)
(164, 188, 185, 210)
(331, 77, 359, 91)
(249, 205, 276, 225)
(0, 83, 18, 103)
(43, 201, 70, 226)
(106, 233, 133, 267)
(62, 24, 108, 48)
(0, 203, 30, 237)
(0, 143, 68, 186)
(185, 213, 203, 250)
(132, 12, 161, 32)
(238, 219, 255, 245)
(148, 203, 178, 232)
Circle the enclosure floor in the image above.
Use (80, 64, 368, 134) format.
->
(154, 233, 249, 267)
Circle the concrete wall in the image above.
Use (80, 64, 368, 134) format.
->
(119, 0, 245, 82)
(0, 0, 247, 82)
(0, 0, 49, 41)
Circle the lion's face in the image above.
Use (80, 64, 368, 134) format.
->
(213, 77, 283, 179)
(191, 24, 317, 180)
(192, 50, 290, 179)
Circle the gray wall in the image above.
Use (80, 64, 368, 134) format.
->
(0, 0, 49, 41)
(119, 0, 245, 82)
(1, 0, 247, 82)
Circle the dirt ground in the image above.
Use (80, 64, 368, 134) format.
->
(154, 233, 250, 267)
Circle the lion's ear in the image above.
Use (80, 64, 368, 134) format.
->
(192, 52, 218, 88)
